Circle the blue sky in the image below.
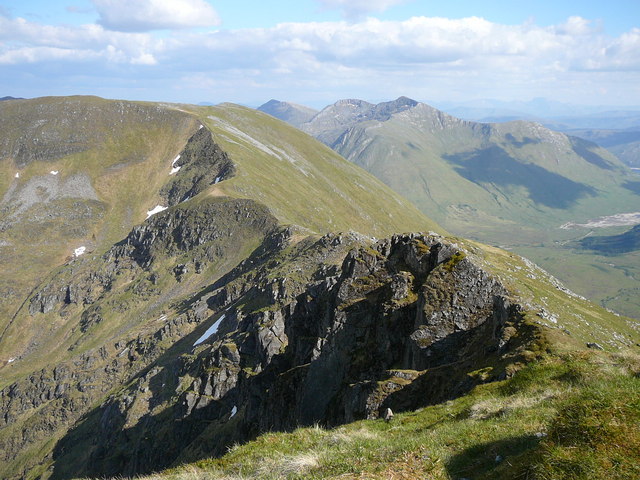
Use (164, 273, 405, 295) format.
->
(1, 0, 639, 108)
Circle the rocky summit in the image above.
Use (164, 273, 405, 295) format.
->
(0, 96, 638, 480)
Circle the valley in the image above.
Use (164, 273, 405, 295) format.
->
(260, 97, 640, 318)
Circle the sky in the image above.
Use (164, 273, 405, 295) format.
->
(1, 0, 640, 108)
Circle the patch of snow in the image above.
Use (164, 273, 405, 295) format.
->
(214, 176, 221, 184)
(170, 154, 182, 174)
(198, 124, 203, 129)
(50, 170, 59, 175)
(14, 172, 19, 178)
(146, 205, 168, 219)
(7, 357, 16, 363)
(74, 246, 86, 257)
(230, 405, 237, 418)
(193, 314, 226, 346)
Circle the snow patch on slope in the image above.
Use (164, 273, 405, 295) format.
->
(193, 314, 226, 346)
(146, 205, 168, 219)
(170, 154, 181, 174)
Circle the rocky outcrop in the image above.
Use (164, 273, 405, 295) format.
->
(160, 127, 235, 206)
(49, 233, 534, 479)
(27, 197, 277, 316)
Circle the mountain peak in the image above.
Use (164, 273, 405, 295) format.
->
(391, 95, 418, 106)
(257, 99, 318, 127)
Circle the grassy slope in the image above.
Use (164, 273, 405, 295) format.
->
(89, 344, 640, 480)
(185, 103, 442, 237)
(0, 96, 198, 347)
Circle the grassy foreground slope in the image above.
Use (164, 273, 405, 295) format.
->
(108, 349, 640, 480)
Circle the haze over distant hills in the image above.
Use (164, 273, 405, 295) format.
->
(432, 98, 640, 126)
(258, 99, 318, 128)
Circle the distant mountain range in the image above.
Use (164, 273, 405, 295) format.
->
(261, 96, 638, 240)
(259, 97, 640, 318)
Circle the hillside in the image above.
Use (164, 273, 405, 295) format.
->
(0, 96, 437, 478)
(299, 97, 637, 240)
(290, 97, 640, 317)
(0, 96, 638, 480)
(566, 128, 640, 168)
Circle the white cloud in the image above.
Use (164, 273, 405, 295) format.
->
(1, 12, 639, 106)
(316, 0, 408, 20)
(92, 0, 220, 32)
(0, 15, 159, 66)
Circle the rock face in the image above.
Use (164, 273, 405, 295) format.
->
(49, 233, 530, 479)
(160, 126, 235, 206)
(0, 196, 280, 479)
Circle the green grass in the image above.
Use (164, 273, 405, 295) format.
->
(184, 103, 443, 238)
(464, 239, 640, 349)
(90, 349, 639, 480)
(0, 96, 198, 360)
